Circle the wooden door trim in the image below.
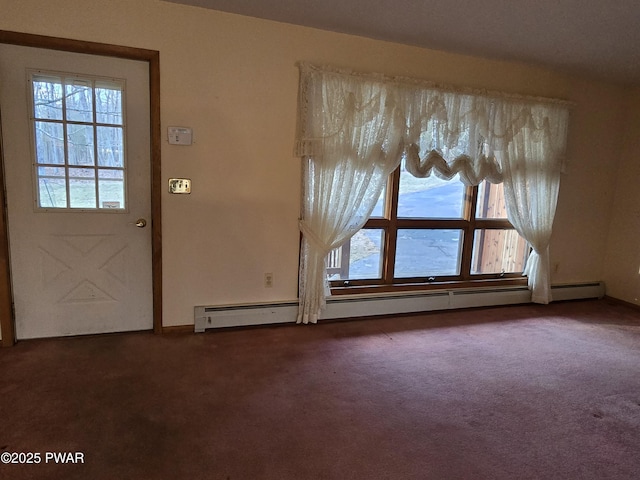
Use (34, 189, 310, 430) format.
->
(0, 30, 163, 345)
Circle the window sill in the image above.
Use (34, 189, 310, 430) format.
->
(329, 277, 528, 296)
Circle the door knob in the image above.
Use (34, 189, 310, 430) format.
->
(135, 218, 147, 228)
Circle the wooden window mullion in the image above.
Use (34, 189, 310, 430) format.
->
(381, 167, 400, 284)
(460, 185, 478, 280)
(330, 170, 528, 290)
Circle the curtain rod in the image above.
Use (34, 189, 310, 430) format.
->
(296, 62, 575, 108)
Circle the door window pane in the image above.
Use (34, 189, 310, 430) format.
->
(67, 124, 95, 166)
(98, 170, 125, 209)
(97, 126, 124, 167)
(34, 121, 64, 164)
(395, 229, 462, 277)
(65, 81, 93, 122)
(69, 168, 96, 208)
(30, 72, 126, 211)
(32, 78, 63, 120)
(95, 83, 123, 124)
(38, 177, 67, 208)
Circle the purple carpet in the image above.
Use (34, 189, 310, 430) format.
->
(1, 299, 639, 479)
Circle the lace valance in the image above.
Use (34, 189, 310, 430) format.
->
(295, 63, 571, 185)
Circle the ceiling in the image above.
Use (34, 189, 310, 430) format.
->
(164, 0, 640, 86)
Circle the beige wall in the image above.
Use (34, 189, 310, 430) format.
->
(603, 88, 640, 305)
(0, 0, 633, 326)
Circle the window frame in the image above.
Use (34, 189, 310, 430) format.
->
(28, 69, 129, 213)
(329, 166, 529, 294)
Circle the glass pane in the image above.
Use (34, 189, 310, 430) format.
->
(38, 177, 67, 208)
(31, 73, 128, 211)
(327, 229, 383, 280)
(65, 81, 93, 122)
(97, 126, 124, 167)
(95, 84, 123, 125)
(32, 77, 63, 120)
(34, 121, 65, 164)
(38, 166, 66, 177)
(68, 168, 96, 208)
(67, 124, 95, 166)
(476, 181, 508, 219)
(98, 170, 125, 209)
(370, 184, 386, 218)
(395, 229, 462, 277)
(472, 229, 528, 274)
(397, 165, 465, 219)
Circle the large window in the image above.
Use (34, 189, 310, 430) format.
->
(327, 159, 529, 290)
(296, 63, 570, 322)
(30, 72, 127, 211)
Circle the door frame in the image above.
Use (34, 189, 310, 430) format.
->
(0, 30, 162, 346)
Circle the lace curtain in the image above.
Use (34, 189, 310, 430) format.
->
(296, 66, 405, 324)
(296, 63, 570, 323)
(499, 102, 569, 303)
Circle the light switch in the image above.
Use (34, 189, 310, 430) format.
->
(169, 178, 191, 194)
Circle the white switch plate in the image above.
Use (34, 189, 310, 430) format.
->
(168, 178, 191, 194)
(168, 126, 192, 145)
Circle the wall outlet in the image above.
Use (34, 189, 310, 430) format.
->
(264, 272, 273, 288)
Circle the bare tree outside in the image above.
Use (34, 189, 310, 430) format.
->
(31, 74, 126, 209)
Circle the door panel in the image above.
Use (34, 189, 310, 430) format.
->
(0, 44, 152, 339)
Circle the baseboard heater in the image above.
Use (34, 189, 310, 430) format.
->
(194, 281, 605, 333)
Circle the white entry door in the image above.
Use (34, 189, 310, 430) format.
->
(0, 44, 153, 339)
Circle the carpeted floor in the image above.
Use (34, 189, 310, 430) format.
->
(1, 299, 640, 479)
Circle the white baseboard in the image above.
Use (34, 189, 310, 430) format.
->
(194, 281, 605, 333)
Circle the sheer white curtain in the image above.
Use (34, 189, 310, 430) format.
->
(296, 65, 404, 323)
(499, 103, 570, 303)
(398, 87, 505, 185)
(296, 64, 570, 321)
